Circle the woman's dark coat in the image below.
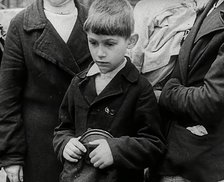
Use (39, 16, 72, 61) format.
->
(0, 0, 91, 182)
(159, 0, 224, 181)
(53, 60, 166, 182)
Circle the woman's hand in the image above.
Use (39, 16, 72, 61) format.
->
(4, 165, 23, 182)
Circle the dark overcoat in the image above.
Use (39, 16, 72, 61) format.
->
(0, 0, 91, 182)
(53, 59, 166, 182)
(159, 0, 224, 181)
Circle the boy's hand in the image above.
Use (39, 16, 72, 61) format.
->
(63, 137, 86, 162)
(89, 139, 114, 169)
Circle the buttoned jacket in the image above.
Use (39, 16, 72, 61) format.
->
(54, 59, 165, 182)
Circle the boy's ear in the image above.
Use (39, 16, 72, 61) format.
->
(127, 34, 138, 49)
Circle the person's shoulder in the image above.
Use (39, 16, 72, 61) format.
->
(9, 4, 37, 31)
(71, 67, 90, 84)
(125, 57, 152, 88)
(13, 0, 36, 23)
(138, 73, 152, 89)
(10, 1, 39, 27)
(75, 0, 89, 22)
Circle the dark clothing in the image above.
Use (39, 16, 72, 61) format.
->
(159, 0, 224, 181)
(53, 59, 165, 182)
(0, 0, 91, 182)
(0, 24, 5, 62)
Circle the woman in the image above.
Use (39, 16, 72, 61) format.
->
(0, 0, 91, 182)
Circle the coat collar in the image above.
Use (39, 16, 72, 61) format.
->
(78, 57, 139, 84)
(23, 0, 46, 31)
(178, 0, 218, 84)
(78, 57, 139, 105)
(23, 0, 83, 31)
(23, 0, 89, 76)
(194, 1, 224, 43)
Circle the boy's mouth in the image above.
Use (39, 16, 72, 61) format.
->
(95, 61, 108, 65)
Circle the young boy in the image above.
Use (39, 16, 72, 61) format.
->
(53, 0, 165, 181)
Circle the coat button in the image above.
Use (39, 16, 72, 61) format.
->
(110, 109, 115, 116)
(105, 107, 110, 114)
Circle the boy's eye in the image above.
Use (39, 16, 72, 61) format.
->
(89, 40, 98, 46)
(104, 42, 116, 47)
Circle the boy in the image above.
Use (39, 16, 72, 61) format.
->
(53, 0, 165, 181)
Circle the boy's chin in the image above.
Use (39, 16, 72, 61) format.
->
(100, 69, 111, 74)
(98, 67, 112, 74)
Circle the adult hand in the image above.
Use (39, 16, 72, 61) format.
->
(4, 165, 23, 182)
(89, 139, 113, 169)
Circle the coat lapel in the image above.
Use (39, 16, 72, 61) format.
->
(194, 1, 224, 43)
(92, 60, 138, 105)
(178, 0, 217, 85)
(79, 76, 98, 105)
(66, 3, 90, 69)
(33, 22, 81, 75)
(23, 0, 88, 76)
(78, 59, 139, 106)
(92, 76, 124, 105)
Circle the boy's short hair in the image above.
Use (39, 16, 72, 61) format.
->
(83, 0, 134, 39)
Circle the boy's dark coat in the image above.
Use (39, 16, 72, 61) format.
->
(0, 0, 91, 182)
(54, 59, 165, 182)
(159, 0, 224, 181)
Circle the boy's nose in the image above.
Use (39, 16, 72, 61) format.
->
(97, 46, 106, 58)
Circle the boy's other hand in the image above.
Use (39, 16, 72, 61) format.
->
(63, 137, 87, 162)
(89, 139, 114, 169)
(4, 165, 23, 182)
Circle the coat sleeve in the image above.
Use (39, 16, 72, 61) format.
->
(0, 19, 26, 167)
(53, 79, 77, 163)
(107, 80, 166, 170)
(159, 43, 224, 125)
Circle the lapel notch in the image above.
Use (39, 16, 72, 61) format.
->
(78, 59, 139, 106)
(194, 2, 224, 43)
(92, 59, 139, 105)
(23, 0, 85, 76)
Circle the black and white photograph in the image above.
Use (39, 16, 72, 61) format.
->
(0, 0, 224, 182)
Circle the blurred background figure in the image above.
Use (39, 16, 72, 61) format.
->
(0, 0, 34, 8)
(130, 0, 196, 91)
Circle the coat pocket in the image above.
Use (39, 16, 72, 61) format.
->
(165, 123, 211, 168)
(164, 123, 224, 181)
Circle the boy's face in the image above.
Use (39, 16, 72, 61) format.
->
(87, 31, 130, 74)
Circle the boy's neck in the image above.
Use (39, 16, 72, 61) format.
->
(44, 0, 76, 15)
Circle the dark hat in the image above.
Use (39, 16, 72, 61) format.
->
(80, 128, 113, 143)
(60, 129, 116, 182)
